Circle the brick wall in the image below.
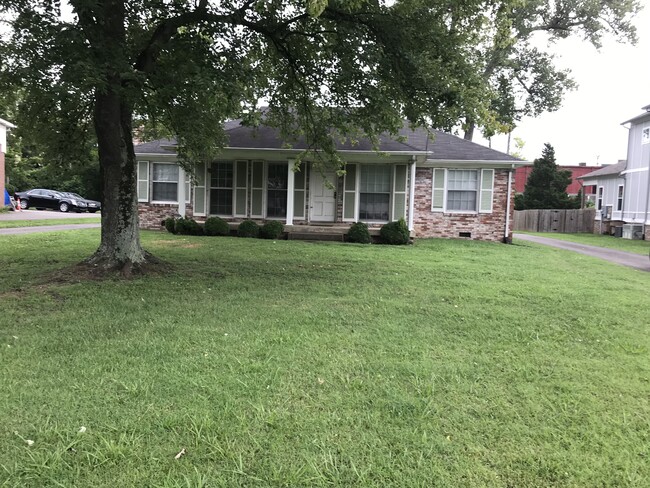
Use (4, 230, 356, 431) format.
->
(138, 203, 194, 230)
(413, 168, 514, 242)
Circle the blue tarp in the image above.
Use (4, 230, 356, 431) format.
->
(3, 189, 10, 206)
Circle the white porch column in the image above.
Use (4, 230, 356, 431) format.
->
(286, 159, 295, 225)
(408, 160, 416, 231)
(178, 166, 186, 218)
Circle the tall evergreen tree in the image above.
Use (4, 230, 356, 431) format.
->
(522, 144, 573, 209)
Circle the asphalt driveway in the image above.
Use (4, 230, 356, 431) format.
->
(515, 233, 650, 272)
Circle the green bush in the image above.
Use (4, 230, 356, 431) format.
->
(204, 216, 230, 236)
(260, 220, 284, 239)
(347, 222, 371, 244)
(175, 218, 203, 236)
(238, 220, 260, 238)
(164, 217, 177, 234)
(380, 218, 410, 245)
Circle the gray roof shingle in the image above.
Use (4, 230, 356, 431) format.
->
(135, 120, 520, 162)
(578, 160, 627, 179)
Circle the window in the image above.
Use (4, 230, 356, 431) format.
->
(642, 127, 650, 145)
(597, 186, 603, 211)
(617, 185, 624, 211)
(267, 163, 288, 218)
(210, 162, 234, 215)
(359, 165, 391, 221)
(152, 163, 179, 202)
(447, 170, 478, 212)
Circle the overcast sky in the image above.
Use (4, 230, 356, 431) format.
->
(475, 6, 650, 166)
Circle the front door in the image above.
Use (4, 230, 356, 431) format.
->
(310, 168, 337, 222)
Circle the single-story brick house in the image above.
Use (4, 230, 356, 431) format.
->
(134, 121, 527, 242)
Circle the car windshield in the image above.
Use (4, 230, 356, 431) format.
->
(63, 192, 84, 199)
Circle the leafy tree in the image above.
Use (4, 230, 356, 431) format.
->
(0, 1, 531, 272)
(1, 89, 100, 199)
(521, 143, 573, 209)
(463, 0, 640, 140)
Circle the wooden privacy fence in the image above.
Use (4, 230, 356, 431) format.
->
(513, 209, 595, 233)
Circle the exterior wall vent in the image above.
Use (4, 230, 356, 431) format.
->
(459, 231, 472, 238)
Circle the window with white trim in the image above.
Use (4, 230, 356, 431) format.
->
(447, 169, 478, 212)
(597, 186, 603, 210)
(152, 163, 179, 202)
(184, 171, 191, 204)
(642, 127, 650, 144)
(359, 165, 391, 221)
(210, 162, 234, 215)
(266, 162, 288, 218)
(432, 168, 494, 213)
(617, 185, 624, 211)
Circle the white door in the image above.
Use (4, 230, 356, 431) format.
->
(310, 168, 337, 222)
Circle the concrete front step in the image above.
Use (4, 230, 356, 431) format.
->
(288, 232, 345, 242)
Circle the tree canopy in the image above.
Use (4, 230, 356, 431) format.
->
(0, 0, 626, 270)
(462, 0, 640, 140)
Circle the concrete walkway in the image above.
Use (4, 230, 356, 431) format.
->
(0, 223, 100, 235)
(515, 233, 650, 272)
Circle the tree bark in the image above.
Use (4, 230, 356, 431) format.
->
(463, 122, 475, 141)
(87, 89, 148, 273)
(83, 0, 152, 274)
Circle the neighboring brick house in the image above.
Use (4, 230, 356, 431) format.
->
(134, 121, 527, 242)
(0, 118, 16, 207)
(514, 164, 598, 200)
(579, 103, 650, 240)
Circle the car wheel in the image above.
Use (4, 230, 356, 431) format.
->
(59, 202, 69, 212)
(20, 199, 29, 210)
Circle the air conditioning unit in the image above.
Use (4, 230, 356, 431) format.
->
(622, 224, 644, 240)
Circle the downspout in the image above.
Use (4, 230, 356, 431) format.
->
(504, 164, 514, 243)
(640, 150, 650, 239)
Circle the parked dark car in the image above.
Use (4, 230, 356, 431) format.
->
(14, 189, 100, 213)
(60, 192, 101, 213)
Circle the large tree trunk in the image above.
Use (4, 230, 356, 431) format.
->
(463, 121, 475, 141)
(86, 90, 148, 273)
(83, 0, 155, 275)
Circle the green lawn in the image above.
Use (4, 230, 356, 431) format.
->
(520, 231, 650, 255)
(0, 217, 101, 229)
(1, 230, 649, 487)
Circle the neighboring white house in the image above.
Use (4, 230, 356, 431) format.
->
(0, 117, 17, 207)
(579, 104, 650, 240)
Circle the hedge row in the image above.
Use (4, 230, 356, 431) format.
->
(164, 217, 410, 245)
(164, 217, 285, 240)
(347, 219, 410, 245)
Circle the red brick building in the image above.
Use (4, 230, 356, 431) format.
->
(0, 118, 16, 207)
(514, 164, 599, 196)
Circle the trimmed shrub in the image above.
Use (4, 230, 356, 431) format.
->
(204, 216, 230, 236)
(238, 220, 260, 238)
(260, 220, 284, 239)
(164, 217, 177, 234)
(380, 218, 410, 245)
(347, 222, 371, 244)
(175, 218, 203, 236)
